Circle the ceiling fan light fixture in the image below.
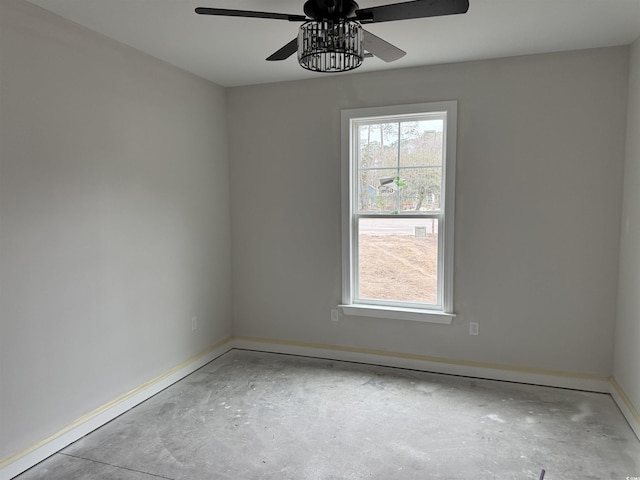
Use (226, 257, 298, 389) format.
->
(298, 19, 364, 73)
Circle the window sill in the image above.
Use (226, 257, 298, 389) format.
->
(338, 304, 454, 324)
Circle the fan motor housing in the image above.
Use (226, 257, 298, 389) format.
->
(303, 0, 359, 20)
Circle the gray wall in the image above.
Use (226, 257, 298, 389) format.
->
(615, 37, 640, 416)
(228, 47, 629, 377)
(0, 0, 232, 460)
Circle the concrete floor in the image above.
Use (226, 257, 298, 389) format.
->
(15, 350, 640, 480)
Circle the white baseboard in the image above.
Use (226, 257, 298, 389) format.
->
(0, 338, 233, 480)
(610, 378, 640, 440)
(232, 336, 611, 392)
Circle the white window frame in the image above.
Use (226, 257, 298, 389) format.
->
(340, 101, 457, 324)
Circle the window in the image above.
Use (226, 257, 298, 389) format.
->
(340, 102, 456, 323)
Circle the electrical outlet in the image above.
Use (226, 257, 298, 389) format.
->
(192, 317, 197, 331)
(469, 322, 479, 336)
(331, 309, 339, 322)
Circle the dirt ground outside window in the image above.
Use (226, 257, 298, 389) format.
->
(358, 233, 438, 304)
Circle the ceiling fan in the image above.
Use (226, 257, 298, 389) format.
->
(196, 0, 469, 73)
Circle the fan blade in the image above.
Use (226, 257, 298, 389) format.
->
(266, 38, 298, 61)
(195, 7, 306, 22)
(355, 0, 469, 23)
(363, 30, 406, 62)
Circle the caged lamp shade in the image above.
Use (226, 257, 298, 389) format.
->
(297, 19, 364, 72)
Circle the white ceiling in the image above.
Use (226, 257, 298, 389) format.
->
(25, 0, 640, 87)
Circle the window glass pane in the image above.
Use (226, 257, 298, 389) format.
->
(398, 167, 442, 212)
(357, 117, 445, 214)
(357, 122, 400, 169)
(399, 119, 444, 168)
(357, 168, 401, 213)
(358, 217, 439, 305)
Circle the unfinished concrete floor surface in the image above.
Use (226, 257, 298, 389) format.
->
(15, 350, 640, 480)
